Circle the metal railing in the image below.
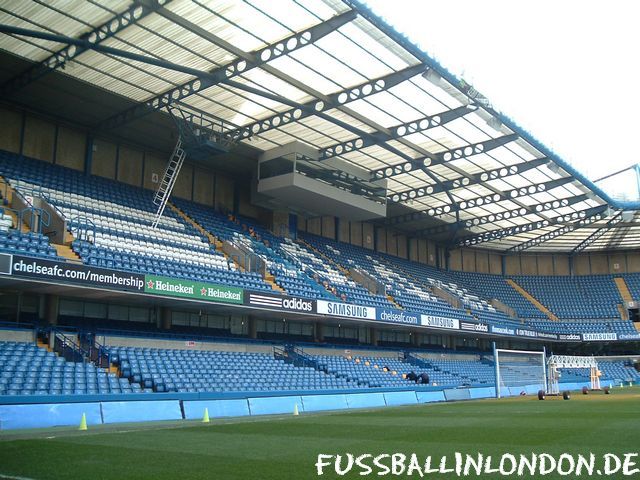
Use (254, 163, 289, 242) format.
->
(39, 328, 111, 369)
(79, 333, 112, 369)
(68, 215, 96, 243)
(52, 330, 87, 364)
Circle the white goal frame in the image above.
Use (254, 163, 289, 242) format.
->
(493, 345, 547, 399)
(547, 355, 600, 395)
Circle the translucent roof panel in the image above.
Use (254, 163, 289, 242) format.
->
(0, 0, 636, 251)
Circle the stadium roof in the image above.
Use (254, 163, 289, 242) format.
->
(0, 0, 638, 253)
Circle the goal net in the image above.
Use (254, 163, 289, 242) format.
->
(494, 348, 547, 399)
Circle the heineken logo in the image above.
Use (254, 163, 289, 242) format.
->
(144, 275, 243, 304)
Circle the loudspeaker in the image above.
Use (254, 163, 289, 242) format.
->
(537, 390, 545, 400)
(562, 391, 571, 400)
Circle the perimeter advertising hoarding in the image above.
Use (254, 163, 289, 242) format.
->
(144, 275, 243, 304)
(582, 332, 618, 342)
(316, 300, 376, 320)
(8, 254, 145, 292)
(490, 325, 515, 336)
(245, 291, 315, 313)
(618, 333, 640, 340)
(1, 253, 636, 344)
(460, 321, 489, 333)
(420, 315, 460, 330)
(375, 308, 420, 325)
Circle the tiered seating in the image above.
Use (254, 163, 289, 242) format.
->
(514, 275, 620, 319)
(313, 354, 415, 388)
(0, 208, 13, 231)
(109, 346, 356, 393)
(597, 360, 640, 383)
(529, 318, 638, 335)
(451, 271, 543, 319)
(278, 238, 392, 307)
(426, 357, 495, 385)
(0, 153, 270, 291)
(623, 273, 640, 301)
(301, 233, 476, 319)
(0, 229, 58, 258)
(412, 353, 495, 385)
(0, 341, 139, 395)
(173, 198, 332, 299)
(453, 271, 638, 335)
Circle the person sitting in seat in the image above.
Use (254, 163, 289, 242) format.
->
(419, 373, 430, 384)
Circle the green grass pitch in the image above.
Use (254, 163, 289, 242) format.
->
(0, 387, 638, 479)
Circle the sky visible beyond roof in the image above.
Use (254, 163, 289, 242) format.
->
(364, 0, 640, 182)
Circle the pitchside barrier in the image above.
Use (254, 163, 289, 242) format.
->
(0, 380, 608, 430)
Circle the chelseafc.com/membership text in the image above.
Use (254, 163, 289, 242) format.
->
(12, 259, 144, 289)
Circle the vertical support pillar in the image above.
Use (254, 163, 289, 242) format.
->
(369, 327, 378, 346)
(44, 294, 58, 326)
(493, 341, 500, 399)
(314, 322, 324, 343)
(288, 213, 298, 240)
(160, 306, 171, 330)
(248, 316, 257, 340)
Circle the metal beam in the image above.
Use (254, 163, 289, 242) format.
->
(452, 205, 609, 248)
(0, 0, 170, 97)
(571, 211, 623, 254)
(0, 24, 219, 79)
(506, 207, 607, 252)
(226, 63, 427, 142)
(97, 10, 357, 130)
(370, 133, 519, 181)
(506, 225, 579, 252)
(386, 157, 550, 201)
(0, 22, 379, 147)
(386, 177, 576, 227)
(318, 105, 474, 160)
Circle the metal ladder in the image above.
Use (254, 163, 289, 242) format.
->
(152, 138, 185, 229)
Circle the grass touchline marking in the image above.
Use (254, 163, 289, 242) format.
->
(0, 474, 39, 480)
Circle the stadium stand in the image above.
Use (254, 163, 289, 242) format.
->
(0, 152, 270, 291)
(0, 152, 637, 338)
(107, 346, 361, 393)
(0, 341, 140, 396)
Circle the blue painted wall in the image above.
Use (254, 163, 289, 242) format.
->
(0, 402, 101, 430)
(101, 400, 182, 424)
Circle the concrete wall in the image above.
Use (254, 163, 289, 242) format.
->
(0, 106, 276, 222)
(142, 153, 166, 191)
(448, 248, 640, 276)
(0, 328, 34, 343)
(100, 336, 273, 354)
(92, 138, 117, 179)
(23, 115, 55, 163)
(0, 106, 22, 153)
(215, 173, 234, 212)
(55, 126, 85, 171)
